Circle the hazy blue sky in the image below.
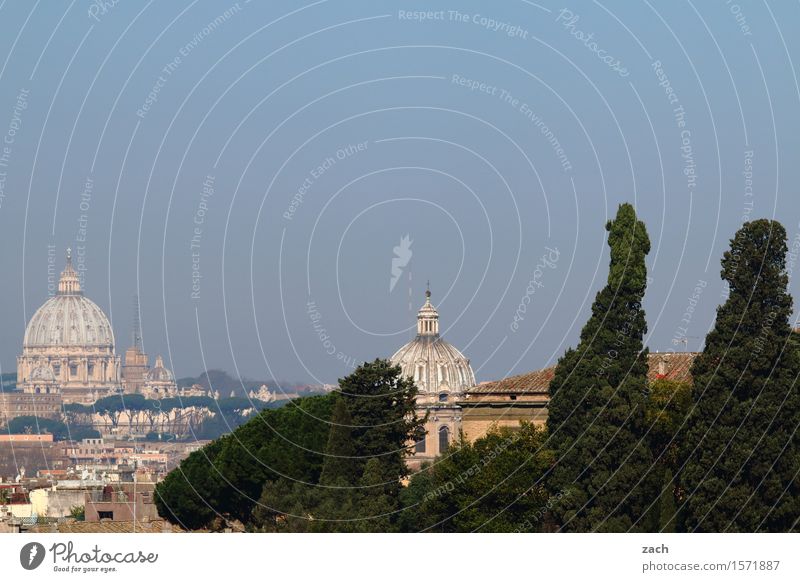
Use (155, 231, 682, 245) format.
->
(0, 0, 798, 387)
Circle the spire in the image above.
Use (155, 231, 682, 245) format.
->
(57, 248, 81, 295)
(417, 286, 439, 337)
(132, 295, 142, 350)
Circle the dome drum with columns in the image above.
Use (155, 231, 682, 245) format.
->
(17, 250, 121, 404)
(390, 289, 476, 464)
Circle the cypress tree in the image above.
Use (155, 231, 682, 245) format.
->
(546, 203, 655, 532)
(682, 219, 800, 532)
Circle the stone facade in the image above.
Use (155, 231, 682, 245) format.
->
(459, 352, 699, 442)
(17, 250, 120, 404)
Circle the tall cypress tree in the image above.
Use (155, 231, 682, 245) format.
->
(546, 203, 655, 532)
(682, 219, 800, 532)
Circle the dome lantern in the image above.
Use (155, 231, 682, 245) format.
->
(57, 248, 81, 295)
(417, 287, 439, 337)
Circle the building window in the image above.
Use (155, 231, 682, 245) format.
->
(439, 426, 450, 453)
(438, 392, 448, 403)
(98, 511, 114, 520)
(414, 428, 426, 454)
(69, 363, 78, 377)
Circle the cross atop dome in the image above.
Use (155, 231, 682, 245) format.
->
(417, 287, 439, 337)
(58, 247, 81, 295)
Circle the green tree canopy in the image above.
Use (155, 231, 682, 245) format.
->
(546, 203, 656, 532)
(401, 423, 553, 532)
(682, 219, 800, 532)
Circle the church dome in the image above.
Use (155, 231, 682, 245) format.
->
(23, 249, 115, 348)
(146, 355, 174, 382)
(390, 290, 476, 396)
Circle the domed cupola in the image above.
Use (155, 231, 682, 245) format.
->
(146, 355, 175, 382)
(390, 288, 476, 398)
(22, 249, 115, 348)
(18, 248, 121, 404)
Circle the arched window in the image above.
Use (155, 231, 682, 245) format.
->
(439, 426, 450, 453)
(414, 428, 426, 454)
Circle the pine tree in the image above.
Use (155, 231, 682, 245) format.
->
(546, 203, 655, 532)
(682, 219, 800, 532)
(319, 397, 358, 486)
(338, 359, 424, 501)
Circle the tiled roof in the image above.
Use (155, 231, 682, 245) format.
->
(468, 352, 699, 395)
(25, 519, 181, 533)
(468, 367, 555, 395)
(647, 351, 698, 383)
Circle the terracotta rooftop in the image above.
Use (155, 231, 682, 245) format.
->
(468, 352, 699, 395)
(25, 519, 181, 533)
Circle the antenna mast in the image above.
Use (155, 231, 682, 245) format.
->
(132, 294, 142, 350)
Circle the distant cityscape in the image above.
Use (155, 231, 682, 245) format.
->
(0, 250, 333, 532)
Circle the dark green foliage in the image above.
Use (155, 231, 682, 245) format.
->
(401, 423, 553, 532)
(682, 219, 800, 532)
(156, 394, 334, 528)
(5, 416, 99, 441)
(658, 468, 677, 532)
(251, 360, 421, 532)
(646, 380, 692, 470)
(546, 203, 656, 532)
(69, 505, 86, 521)
(355, 458, 395, 532)
(155, 437, 226, 530)
(339, 359, 424, 486)
(319, 397, 359, 487)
